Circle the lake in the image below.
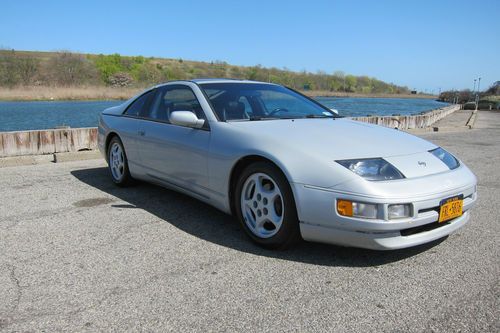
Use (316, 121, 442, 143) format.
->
(0, 98, 449, 132)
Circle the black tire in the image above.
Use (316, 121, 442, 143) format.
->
(107, 136, 134, 187)
(234, 162, 301, 249)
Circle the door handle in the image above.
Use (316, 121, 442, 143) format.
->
(138, 130, 145, 136)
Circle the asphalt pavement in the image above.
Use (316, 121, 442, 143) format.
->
(0, 111, 499, 332)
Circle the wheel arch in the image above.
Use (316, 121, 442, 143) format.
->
(104, 132, 120, 162)
(228, 154, 295, 216)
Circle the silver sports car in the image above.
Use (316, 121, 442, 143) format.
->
(98, 79, 477, 250)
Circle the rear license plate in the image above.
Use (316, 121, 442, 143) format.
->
(438, 195, 463, 223)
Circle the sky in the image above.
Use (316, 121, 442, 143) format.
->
(1, 0, 499, 92)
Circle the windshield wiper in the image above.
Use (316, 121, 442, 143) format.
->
(304, 114, 335, 118)
(248, 116, 282, 121)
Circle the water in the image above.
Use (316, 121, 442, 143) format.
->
(0, 98, 449, 132)
(315, 97, 449, 117)
(0, 100, 122, 132)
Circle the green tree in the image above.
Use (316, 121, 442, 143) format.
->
(345, 75, 357, 92)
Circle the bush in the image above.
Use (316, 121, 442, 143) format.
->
(108, 72, 133, 87)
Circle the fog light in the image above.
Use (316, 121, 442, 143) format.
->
(337, 200, 378, 219)
(388, 204, 411, 219)
(352, 202, 378, 219)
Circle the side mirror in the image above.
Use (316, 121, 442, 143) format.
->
(170, 111, 205, 129)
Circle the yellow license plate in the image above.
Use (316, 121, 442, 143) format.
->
(438, 195, 463, 223)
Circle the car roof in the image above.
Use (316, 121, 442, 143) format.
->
(155, 78, 276, 87)
(191, 78, 273, 84)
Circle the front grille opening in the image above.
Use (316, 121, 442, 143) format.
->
(400, 221, 450, 236)
(418, 193, 472, 216)
(418, 206, 439, 214)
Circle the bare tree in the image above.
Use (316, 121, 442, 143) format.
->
(18, 57, 39, 85)
(47, 52, 98, 86)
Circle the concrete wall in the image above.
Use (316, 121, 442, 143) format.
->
(0, 105, 460, 158)
(350, 104, 460, 130)
(0, 127, 97, 158)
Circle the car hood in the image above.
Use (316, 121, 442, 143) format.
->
(229, 118, 436, 159)
(227, 118, 445, 180)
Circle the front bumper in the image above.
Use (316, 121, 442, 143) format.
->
(292, 167, 477, 250)
(300, 211, 470, 250)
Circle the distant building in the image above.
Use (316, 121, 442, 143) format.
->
(411, 90, 417, 94)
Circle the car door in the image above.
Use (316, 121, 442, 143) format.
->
(118, 90, 155, 173)
(137, 84, 211, 198)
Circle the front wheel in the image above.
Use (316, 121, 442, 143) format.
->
(234, 162, 301, 249)
(107, 136, 133, 187)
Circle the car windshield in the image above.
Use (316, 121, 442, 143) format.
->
(199, 82, 337, 121)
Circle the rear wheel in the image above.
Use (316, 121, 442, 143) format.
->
(107, 136, 133, 187)
(234, 162, 301, 249)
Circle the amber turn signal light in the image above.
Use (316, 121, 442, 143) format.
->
(337, 199, 353, 217)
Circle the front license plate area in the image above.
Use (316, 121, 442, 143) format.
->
(438, 195, 463, 223)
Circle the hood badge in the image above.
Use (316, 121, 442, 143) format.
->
(418, 161, 427, 167)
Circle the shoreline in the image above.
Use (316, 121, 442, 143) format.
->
(0, 86, 438, 102)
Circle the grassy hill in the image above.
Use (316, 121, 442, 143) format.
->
(0, 49, 429, 100)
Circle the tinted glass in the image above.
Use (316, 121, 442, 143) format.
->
(200, 83, 336, 121)
(124, 90, 154, 117)
(146, 85, 205, 122)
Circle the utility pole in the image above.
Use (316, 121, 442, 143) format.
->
(473, 79, 476, 93)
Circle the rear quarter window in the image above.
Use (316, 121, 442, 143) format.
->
(124, 91, 154, 117)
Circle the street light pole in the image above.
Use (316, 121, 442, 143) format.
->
(473, 79, 476, 93)
(475, 77, 481, 111)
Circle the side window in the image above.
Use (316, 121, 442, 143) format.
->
(124, 90, 154, 117)
(145, 85, 206, 122)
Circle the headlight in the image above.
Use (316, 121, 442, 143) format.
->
(337, 158, 405, 181)
(430, 147, 459, 170)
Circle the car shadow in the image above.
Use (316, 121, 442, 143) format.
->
(71, 167, 446, 267)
